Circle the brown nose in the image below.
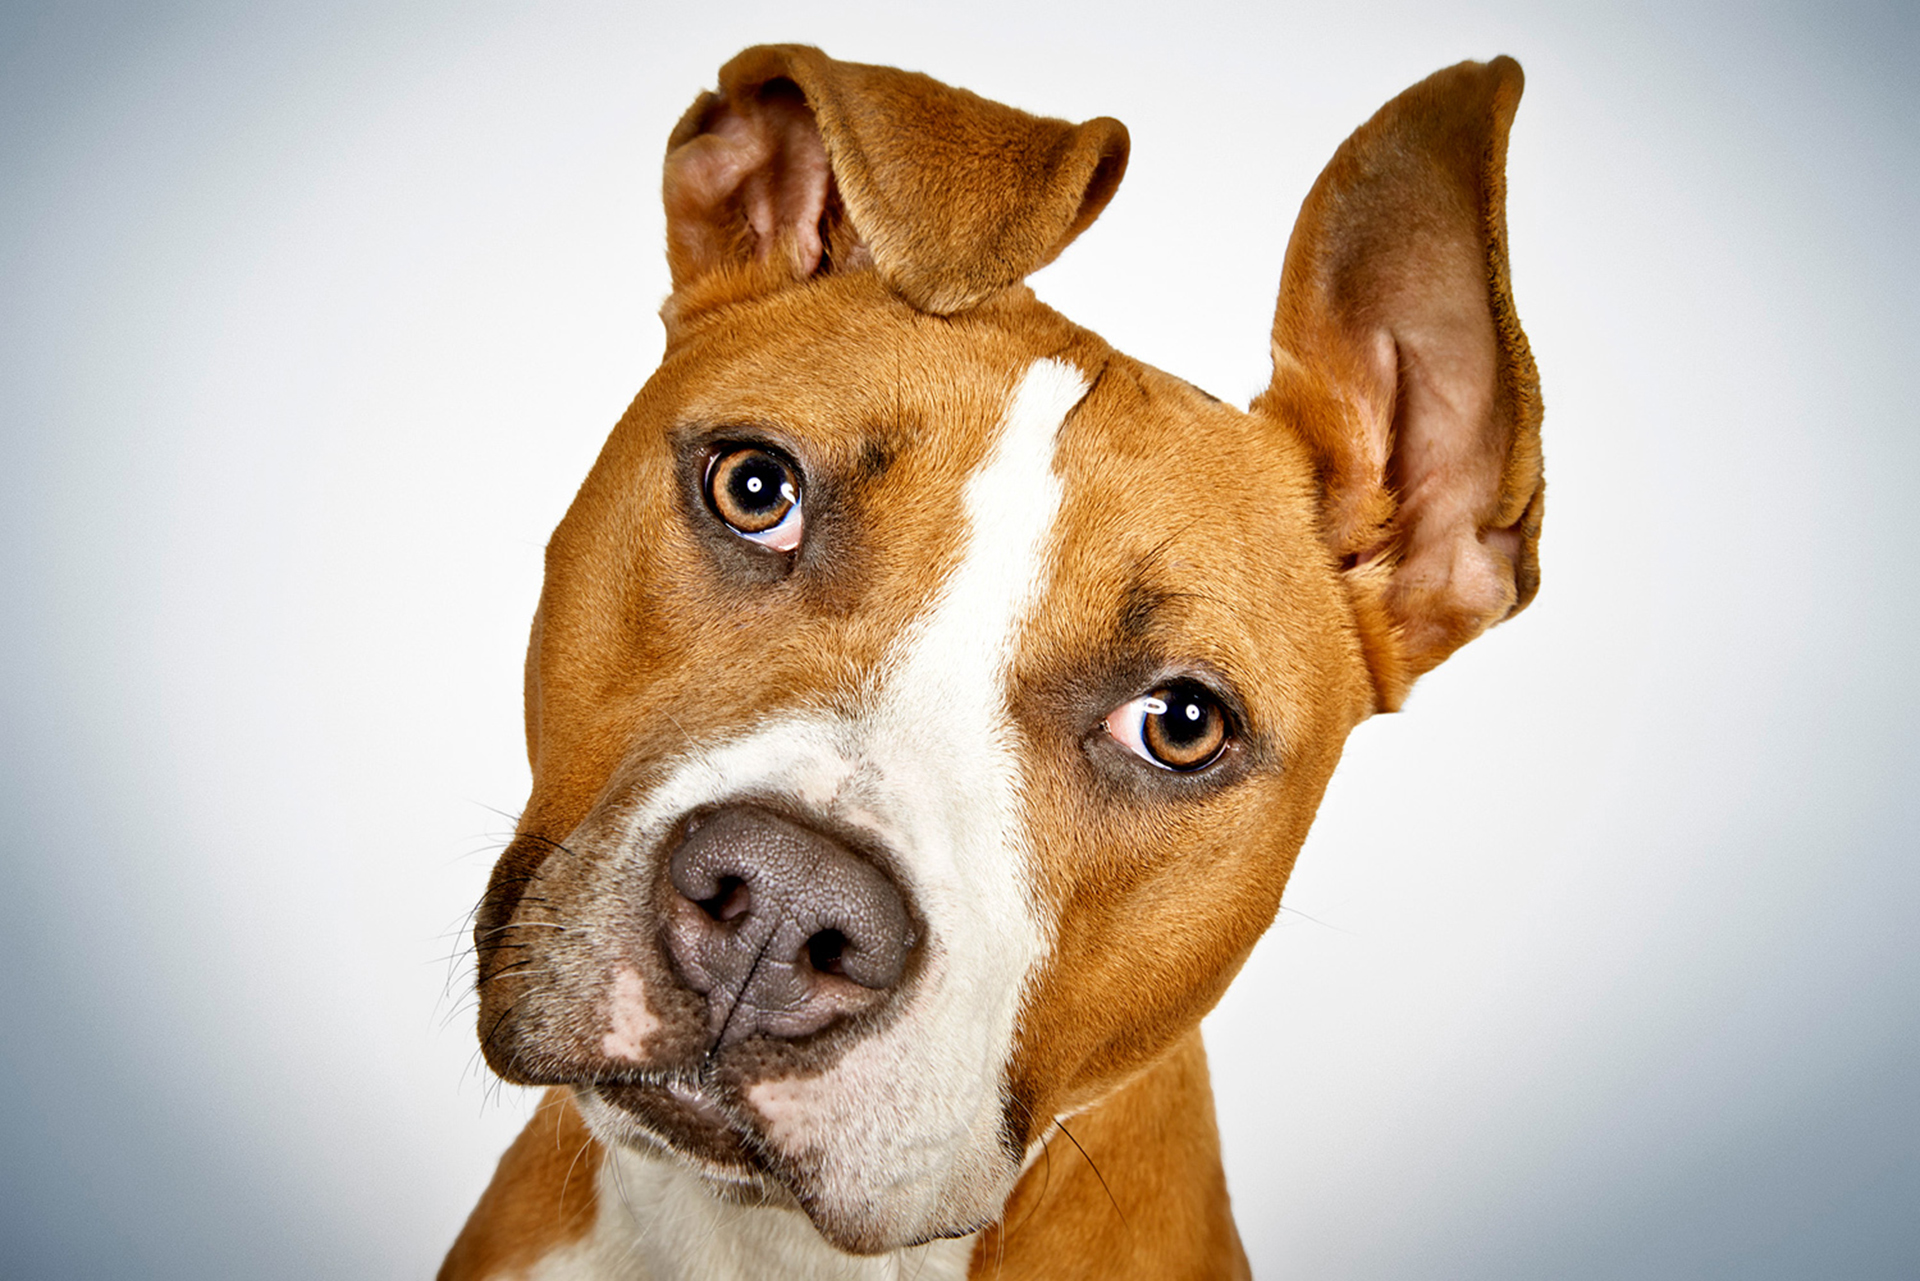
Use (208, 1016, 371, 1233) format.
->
(663, 806, 916, 1047)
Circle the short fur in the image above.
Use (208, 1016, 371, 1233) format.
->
(446, 45, 1541, 1279)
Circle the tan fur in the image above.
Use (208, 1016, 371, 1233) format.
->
(973, 1030, 1250, 1280)
(442, 1089, 600, 1280)
(451, 46, 1542, 1278)
(1003, 356, 1372, 1132)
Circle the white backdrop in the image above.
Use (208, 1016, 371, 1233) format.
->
(2, 2, 1914, 1276)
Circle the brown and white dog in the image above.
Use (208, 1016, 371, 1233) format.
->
(444, 44, 1542, 1280)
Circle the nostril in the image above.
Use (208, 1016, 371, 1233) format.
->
(697, 876, 751, 923)
(806, 928, 849, 976)
(662, 805, 916, 1043)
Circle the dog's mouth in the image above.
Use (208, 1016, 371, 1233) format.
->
(587, 1077, 772, 1187)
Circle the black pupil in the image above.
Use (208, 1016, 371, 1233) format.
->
(729, 455, 785, 512)
(1158, 689, 1213, 744)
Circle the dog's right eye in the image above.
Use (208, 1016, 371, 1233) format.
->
(706, 447, 804, 551)
(1105, 681, 1232, 772)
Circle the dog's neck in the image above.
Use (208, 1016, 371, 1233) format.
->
(530, 1148, 976, 1281)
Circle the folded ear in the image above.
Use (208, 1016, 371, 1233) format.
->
(1254, 57, 1543, 712)
(662, 44, 1129, 317)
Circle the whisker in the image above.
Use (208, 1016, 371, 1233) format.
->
(1055, 1117, 1127, 1229)
(1277, 903, 1352, 934)
(1001, 1093, 1053, 1250)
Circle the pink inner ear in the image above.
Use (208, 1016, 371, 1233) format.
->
(665, 84, 832, 282)
(1262, 57, 1540, 705)
(736, 90, 831, 275)
(1373, 242, 1515, 632)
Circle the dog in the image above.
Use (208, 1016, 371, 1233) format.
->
(443, 44, 1542, 1280)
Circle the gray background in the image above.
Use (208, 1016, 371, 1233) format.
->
(3, 1, 1914, 1276)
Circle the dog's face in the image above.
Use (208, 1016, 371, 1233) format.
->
(471, 45, 1541, 1254)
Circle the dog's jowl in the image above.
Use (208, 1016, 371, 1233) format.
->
(444, 44, 1544, 1281)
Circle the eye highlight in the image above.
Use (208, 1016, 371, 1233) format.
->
(706, 446, 803, 551)
(1106, 682, 1231, 772)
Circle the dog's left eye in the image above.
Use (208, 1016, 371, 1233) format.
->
(1105, 682, 1231, 772)
(706, 447, 804, 551)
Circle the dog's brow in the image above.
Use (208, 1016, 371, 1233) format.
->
(1117, 574, 1167, 641)
(1113, 530, 1197, 640)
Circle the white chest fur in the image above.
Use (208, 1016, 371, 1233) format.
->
(524, 1146, 977, 1281)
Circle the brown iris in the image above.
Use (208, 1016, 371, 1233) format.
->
(1142, 683, 1229, 770)
(707, 447, 799, 536)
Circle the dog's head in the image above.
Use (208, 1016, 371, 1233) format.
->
(472, 45, 1541, 1254)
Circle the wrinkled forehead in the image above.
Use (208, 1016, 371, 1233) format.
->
(633, 280, 1362, 739)
(658, 281, 1069, 474)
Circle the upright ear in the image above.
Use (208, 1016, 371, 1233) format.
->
(661, 44, 1129, 318)
(1254, 57, 1543, 713)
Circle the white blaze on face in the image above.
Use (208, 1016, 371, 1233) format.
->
(603, 357, 1091, 1243)
(759, 356, 1090, 1231)
(866, 350, 1093, 985)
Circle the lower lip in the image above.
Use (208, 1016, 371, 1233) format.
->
(598, 1080, 759, 1171)
(665, 1080, 730, 1126)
